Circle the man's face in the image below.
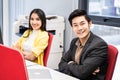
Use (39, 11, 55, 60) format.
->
(71, 16, 92, 39)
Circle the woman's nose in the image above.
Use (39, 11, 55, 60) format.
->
(32, 20, 37, 24)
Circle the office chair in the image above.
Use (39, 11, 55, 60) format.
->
(105, 45, 118, 80)
(0, 44, 29, 80)
(43, 33, 53, 66)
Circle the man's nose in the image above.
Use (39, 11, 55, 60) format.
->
(78, 25, 82, 30)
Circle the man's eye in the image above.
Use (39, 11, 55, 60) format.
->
(73, 25, 78, 27)
(80, 23, 85, 25)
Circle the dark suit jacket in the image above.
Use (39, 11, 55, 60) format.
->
(59, 32, 108, 80)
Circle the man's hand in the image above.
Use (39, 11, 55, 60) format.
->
(92, 67, 100, 75)
(68, 61, 75, 64)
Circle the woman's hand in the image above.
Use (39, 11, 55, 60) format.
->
(24, 52, 36, 61)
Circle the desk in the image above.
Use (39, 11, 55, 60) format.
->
(25, 60, 79, 80)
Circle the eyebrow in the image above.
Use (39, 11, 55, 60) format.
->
(72, 21, 85, 24)
(80, 21, 85, 23)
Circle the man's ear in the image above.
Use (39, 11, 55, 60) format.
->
(89, 21, 92, 27)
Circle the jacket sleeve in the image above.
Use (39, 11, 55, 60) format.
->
(58, 38, 77, 75)
(13, 30, 29, 50)
(68, 41, 108, 79)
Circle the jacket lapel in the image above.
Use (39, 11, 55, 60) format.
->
(80, 32, 94, 63)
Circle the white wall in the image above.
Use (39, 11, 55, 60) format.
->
(3, 0, 9, 46)
(0, 0, 3, 31)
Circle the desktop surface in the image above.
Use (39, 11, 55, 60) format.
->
(28, 68, 52, 80)
(26, 60, 79, 80)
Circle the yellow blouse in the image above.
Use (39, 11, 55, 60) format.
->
(14, 30, 49, 65)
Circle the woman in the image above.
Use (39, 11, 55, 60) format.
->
(13, 8, 49, 66)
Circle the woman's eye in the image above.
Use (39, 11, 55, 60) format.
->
(30, 18, 34, 20)
(36, 18, 40, 21)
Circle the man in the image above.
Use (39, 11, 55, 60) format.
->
(58, 9, 108, 80)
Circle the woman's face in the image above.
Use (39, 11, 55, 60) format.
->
(30, 13, 42, 30)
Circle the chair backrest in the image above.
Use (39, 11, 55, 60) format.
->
(0, 44, 29, 80)
(105, 45, 118, 80)
(43, 33, 53, 66)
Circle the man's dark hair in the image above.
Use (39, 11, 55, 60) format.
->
(68, 9, 91, 26)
